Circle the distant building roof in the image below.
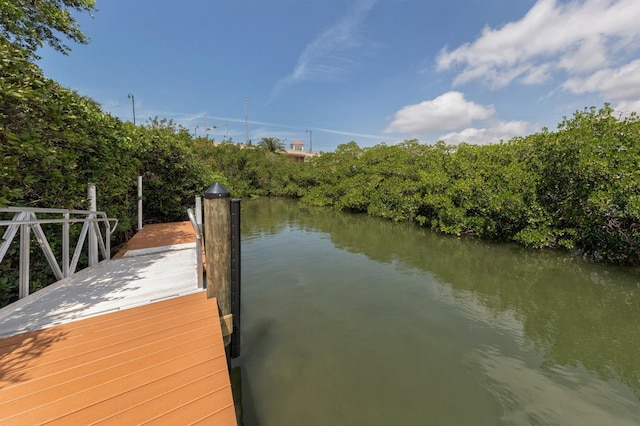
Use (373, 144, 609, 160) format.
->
(291, 140, 304, 145)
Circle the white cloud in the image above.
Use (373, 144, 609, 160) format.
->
(384, 91, 495, 134)
(273, 0, 376, 94)
(557, 35, 608, 73)
(614, 100, 640, 115)
(562, 59, 640, 101)
(436, 0, 640, 88)
(520, 64, 553, 85)
(438, 120, 530, 145)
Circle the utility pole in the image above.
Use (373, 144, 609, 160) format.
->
(205, 123, 228, 140)
(244, 98, 249, 143)
(127, 93, 136, 125)
(306, 129, 313, 153)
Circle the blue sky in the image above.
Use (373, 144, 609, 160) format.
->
(37, 0, 640, 152)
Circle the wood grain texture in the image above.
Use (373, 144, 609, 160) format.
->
(0, 290, 236, 425)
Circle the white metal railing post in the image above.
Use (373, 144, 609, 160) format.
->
(187, 207, 204, 289)
(88, 184, 98, 266)
(70, 219, 90, 274)
(138, 176, 143, 230)
(104, 213, 112, 259)
(195, 196, 202, 234)
(19, 223, 31, 298)
(63, 212, 70, 277)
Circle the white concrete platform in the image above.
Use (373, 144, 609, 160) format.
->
(0, 244, 202, 338)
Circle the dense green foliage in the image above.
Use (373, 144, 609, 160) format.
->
(1, 0, 639, 305)
(301, 108, 640, 265)
(129, 119, 215, 223)
(0, 38, 213, 304)
(191, 139, 305, 198)
(1, 38, 135, 223)
(0, 38, 213, 226)
(0, 0, 95, 56)
(189, 106, 639, 265)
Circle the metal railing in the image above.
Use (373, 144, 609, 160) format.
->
(187, 196, 204, 289)
(0, 207, 119, 299)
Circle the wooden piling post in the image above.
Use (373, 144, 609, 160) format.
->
(204, 183, 232, 346)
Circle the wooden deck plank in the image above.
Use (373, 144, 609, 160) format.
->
(0, 292, 236, 425)
(52, 363, 227, 424)
(114, 221, 197, 258)
(0, 301, 216, 379)
(3, 349, 227, 424)
(142, 382, 236, 425)
(0, 316, 216, 390)
(1, 222, 235, 425)
(0, 327, 218, 404)
(0, 294, 208, 350)
(194, 408, 239, 426)
(94, 372, 233, 425)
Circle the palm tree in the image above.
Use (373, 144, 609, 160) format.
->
(257, 137, 285, 153)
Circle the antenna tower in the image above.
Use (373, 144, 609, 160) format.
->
(244, 98, 248, 143)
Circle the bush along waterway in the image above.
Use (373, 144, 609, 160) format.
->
(235, 198, 640, 426)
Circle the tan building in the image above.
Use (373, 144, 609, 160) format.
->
(283, 140, 319, 162)
(290, 140, 305, 151)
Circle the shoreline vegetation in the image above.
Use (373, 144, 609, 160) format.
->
(1, 34, 639, 305)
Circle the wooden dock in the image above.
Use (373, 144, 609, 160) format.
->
(0, 222, 237, 425)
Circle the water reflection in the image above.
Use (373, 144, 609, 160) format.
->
(239, 198, 640, 425)
(474, 345, 640, 425)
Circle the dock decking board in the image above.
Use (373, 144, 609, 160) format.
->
(114, 221, 197, 258)
(0, 292, 235, 425)
(0, 221, 236, 425)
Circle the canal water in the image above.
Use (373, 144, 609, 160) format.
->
(235, 198, 640, 425)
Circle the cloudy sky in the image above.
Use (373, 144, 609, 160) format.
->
(37, 0, 640, 151)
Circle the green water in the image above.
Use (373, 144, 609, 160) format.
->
(235, 198, 640, 426)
